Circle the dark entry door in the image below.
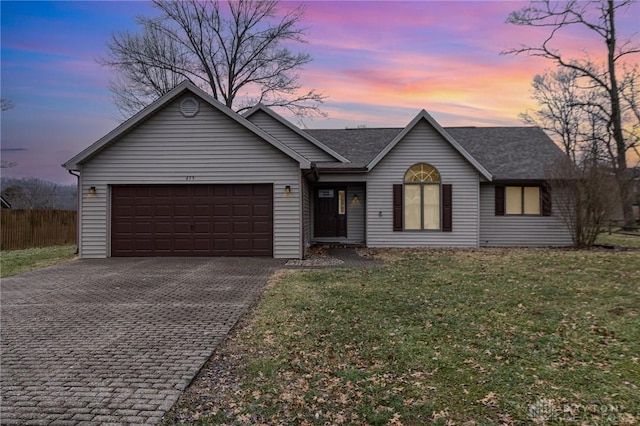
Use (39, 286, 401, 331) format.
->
(314, 187, 346, 238)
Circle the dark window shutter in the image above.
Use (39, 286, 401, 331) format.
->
(495, 186, 505, 216)
(393, 184, 403, 231)
(442, 184, 452, 232)
(541, 184, 552, 216)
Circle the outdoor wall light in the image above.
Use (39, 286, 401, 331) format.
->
(284, 185, 292, 196)
(88, 186, 97, 196)
(352, 194, 359, 203)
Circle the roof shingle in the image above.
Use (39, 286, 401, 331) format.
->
(305, 126, 566, 180)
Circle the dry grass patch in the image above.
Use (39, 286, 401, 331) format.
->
(164, 248, 639, 425)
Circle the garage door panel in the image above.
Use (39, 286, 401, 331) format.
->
(174, 205, 192, 217)
(155, 205, 172, 216)
(134, 205, 152, 216)
(231, 185, 251, 196)
(214, 220, 231, 231)
(233, 205, 250, 217)
(231, 221, 249, 233)
(173, 186, 191, 197)
(193, 221, 210, 230)
(114, 205, 133, 216)
(252, 221, 271, 233)
(134, 223, 152, 234)
(112, 184, 272, 256)
(251, 185, 271, 196)
(252, 204, 270, 216)
(132, 186, 150, 197)
(213, 186, 230, 196)
(213, 204, 230, 217)
(154, 222, 172, 233)
(193, 239, 211, 250)
(172, 222, 190, 233)
(253, 238, 271, 250)
(213, 238, 231, 250)
(192, 185, 210, 196)
(193, 205, 210, 216)
(135, 239, 153, 250)
(153, 186, 172, 196)
(154, 239, 172, 250)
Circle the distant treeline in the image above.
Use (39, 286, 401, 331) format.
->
(1, 177, 77, 210)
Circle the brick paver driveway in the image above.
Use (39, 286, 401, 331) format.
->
(1, 257, 284, 425)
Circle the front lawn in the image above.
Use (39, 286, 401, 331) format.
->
(596, 231, 640, 248)
(0, 245, 77, 278)
(165, 249, 640, 425)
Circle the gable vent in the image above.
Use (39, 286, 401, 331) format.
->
(180, 97, 199, 117)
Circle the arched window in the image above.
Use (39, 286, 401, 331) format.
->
(404, 163, 441, 230)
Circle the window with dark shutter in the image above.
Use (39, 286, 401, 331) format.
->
(393, 184, 403, 231)
(442, 184, 452, 232)
(497, 184, 549, 216)
(403, 164, 441, 230)
(541, 184, 552, 216)
(495, 186, 505, 216)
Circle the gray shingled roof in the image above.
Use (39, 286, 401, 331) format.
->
(305, 126, 566, 180)
(445, 127, 566, 180)
(305, 128, 402, 168)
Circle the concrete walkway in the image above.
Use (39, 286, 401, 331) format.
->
(285, 247, 384, 268)
(1, 257, 283, 425)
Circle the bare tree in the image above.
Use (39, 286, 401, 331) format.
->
(101, 0, 325, 120)
(0, 177, 77, 210)
(504, 0, 640, 228)
(521, 68, 586, 162)
(523, 67, 626, 165)
(1, 160, 18, 169)
(546, 157, 619, 248)
(1, 98, 14, 111)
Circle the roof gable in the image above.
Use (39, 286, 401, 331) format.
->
(244, 104, 350, 163)
(63, 81, 311, 170)
(367, 110, 493, 180)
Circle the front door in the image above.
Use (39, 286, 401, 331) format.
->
(314, 188, 347, 238)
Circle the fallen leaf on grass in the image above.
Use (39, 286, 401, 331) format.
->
(432, 409, 450, 420)
(477, 392, 499, 407)
(388, 412, 403, 425)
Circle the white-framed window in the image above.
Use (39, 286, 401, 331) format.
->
(404, 163, 441, 230)
(506, 186, 541, 215)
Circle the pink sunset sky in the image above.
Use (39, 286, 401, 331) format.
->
(1, 1, 639, 184)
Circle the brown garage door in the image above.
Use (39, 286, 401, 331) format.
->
(111, 184, 273, 256)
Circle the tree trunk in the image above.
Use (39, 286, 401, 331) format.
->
(607, 0, 636, 229)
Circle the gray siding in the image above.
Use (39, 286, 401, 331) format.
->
(79, 94, 302, 259)
(346, 185, 366, 244)
(479, 184, 572, 246)
(247, 110, 336, 162)
(365, 120, 480, 247)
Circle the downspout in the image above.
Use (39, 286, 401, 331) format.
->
(68, 170, 80, 255)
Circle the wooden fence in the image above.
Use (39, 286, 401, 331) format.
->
(1, 210, 77, 250)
